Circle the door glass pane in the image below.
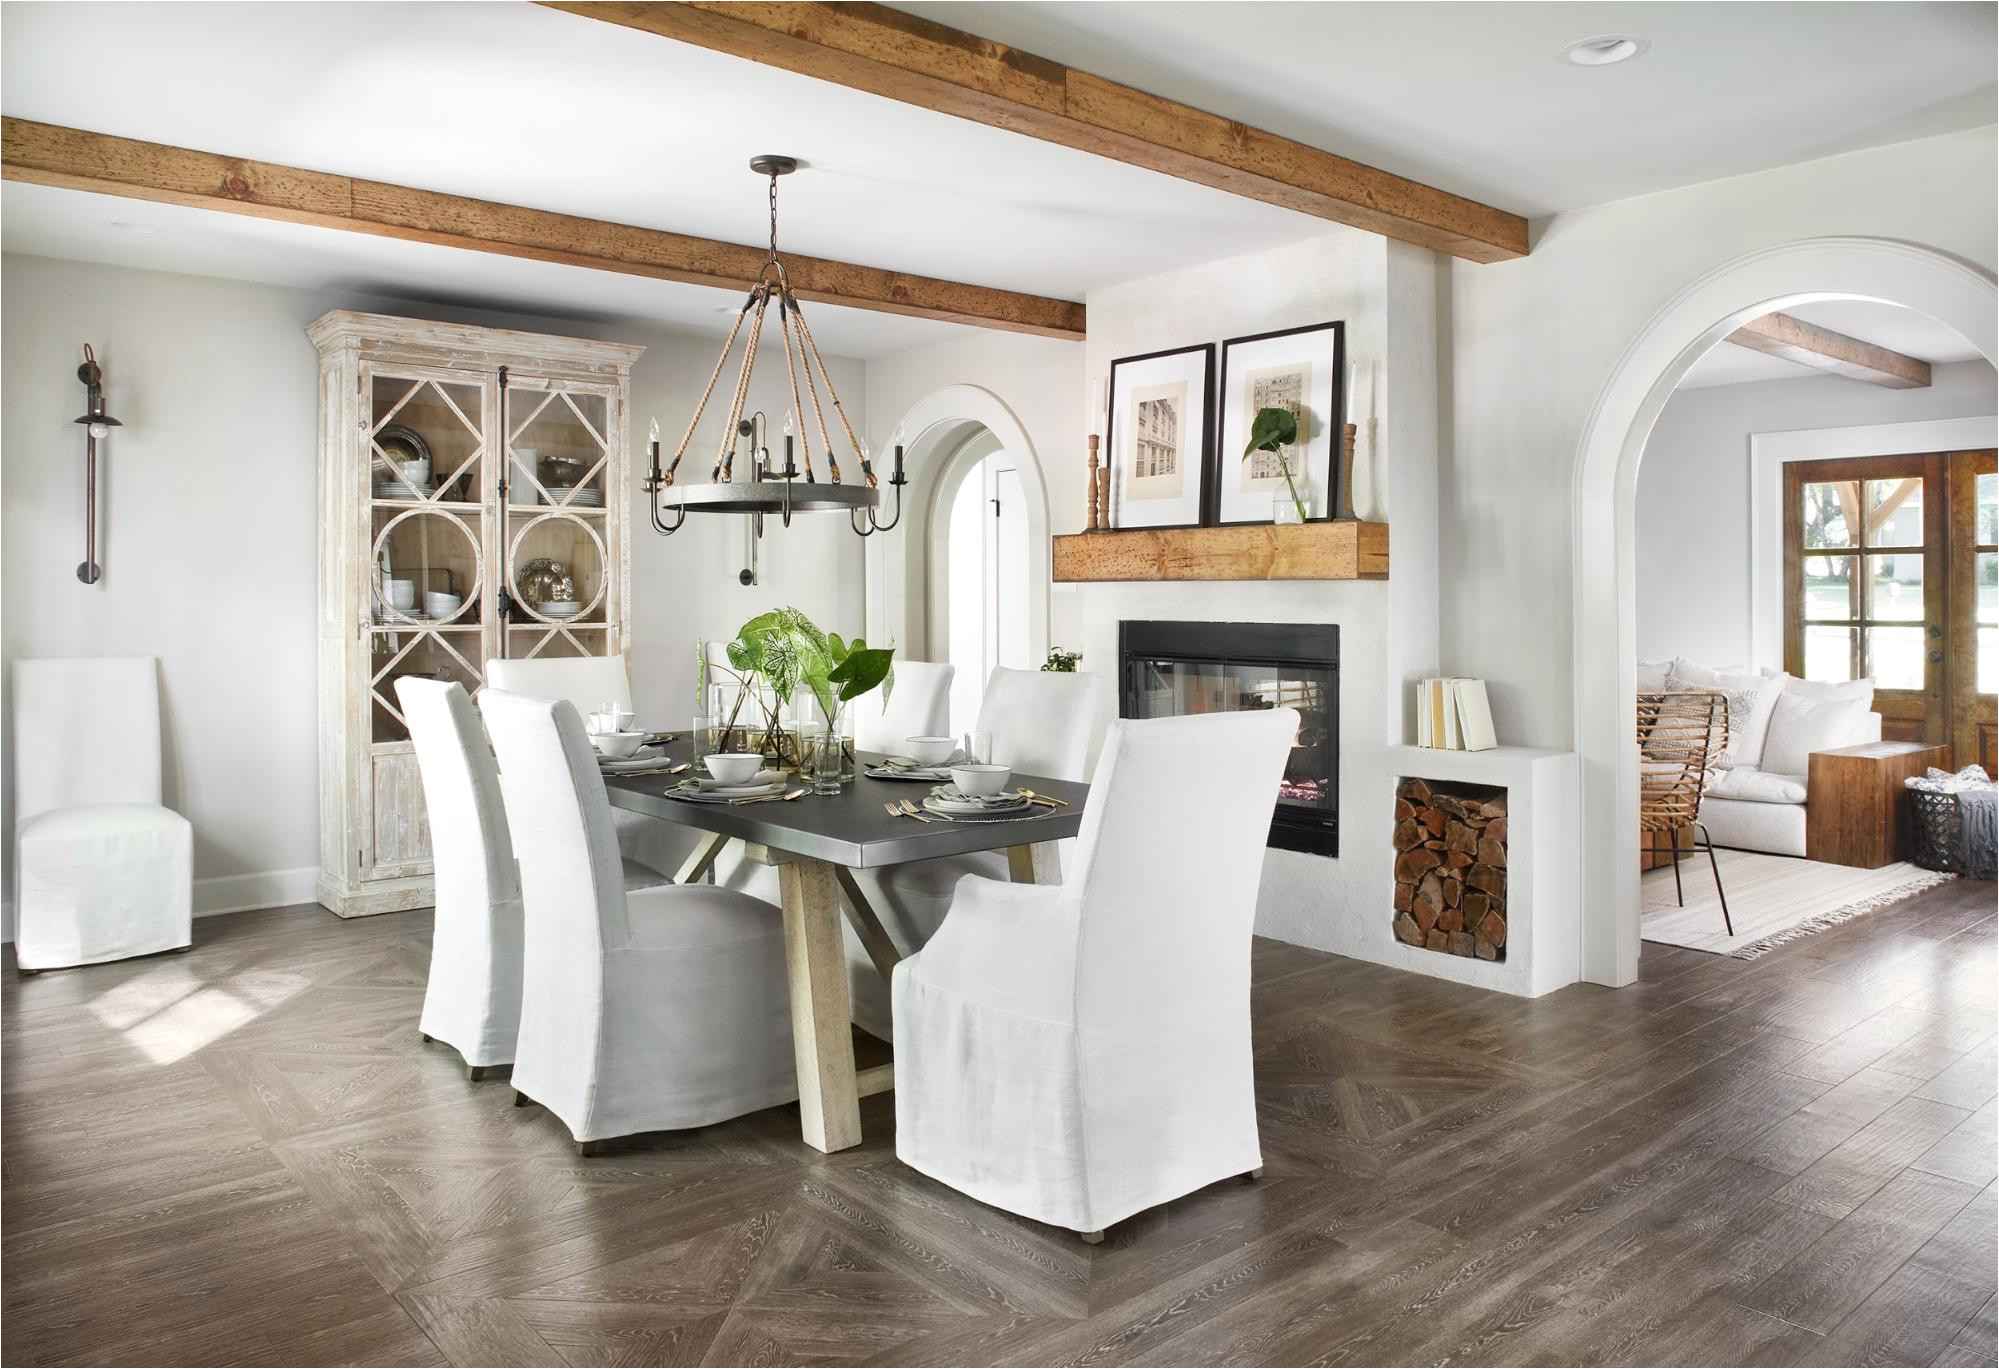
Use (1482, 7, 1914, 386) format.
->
(1981, 626, 1997, 695)
(1803, 481, 1856, 549)
(1804, 556, 1853, 621)
(1804, 625, 1854, 682)
(1980, 551, 1997, 626)
(509, 386, 610, 510)
(371, 376, 484, 504)
(1863, 553, 1924, 621)
(1866, 625, 1924, 690)
(1977, 472, 1996, 545)
(1863, 477, 1924, 548)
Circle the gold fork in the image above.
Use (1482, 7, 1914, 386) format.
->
(896, 799, 944, 823)
(1015, 788, 1066, 808)
(731, 787, 808, 805)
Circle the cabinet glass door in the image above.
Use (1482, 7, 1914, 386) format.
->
(502, 377, 616, 661)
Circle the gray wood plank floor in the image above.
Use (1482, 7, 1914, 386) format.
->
(4, 876, 1993, 1367)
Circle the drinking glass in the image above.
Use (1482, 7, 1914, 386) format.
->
(690, 714, 716, 765)
(962, 731, 992, 765)
(810, 728, 844, 795)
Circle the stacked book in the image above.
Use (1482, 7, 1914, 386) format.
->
(1417, 677, 1497, 751)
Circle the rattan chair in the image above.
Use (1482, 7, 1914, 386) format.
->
(1637, 690, 1733, 935)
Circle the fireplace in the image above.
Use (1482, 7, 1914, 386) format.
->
(1119, 621, 1339, 855)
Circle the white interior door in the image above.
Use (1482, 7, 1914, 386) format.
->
(944, 449, 1032, 733)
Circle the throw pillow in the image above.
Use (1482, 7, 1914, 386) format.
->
(1761, 692, 1866, 777)
(1637, 659, 1673, 692)
(1784, 676, 1875, 711)
(1667, 658, 1747, 690)
(1712, 671, 1786, 770)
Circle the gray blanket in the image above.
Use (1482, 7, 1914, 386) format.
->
(1958, 787, 1997, 881)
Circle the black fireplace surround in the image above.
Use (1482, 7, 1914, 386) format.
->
(1118, 620, 1340, 856)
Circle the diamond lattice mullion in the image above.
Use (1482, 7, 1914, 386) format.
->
(372, 379, 424, 434)
(426, 383, 488, 496)
(428, 631, 483, 686)
(519, 628, 557, 659)
(508, 390, 562, 504)
(558, 390, 609, 451)
(370, 633, 423, 687)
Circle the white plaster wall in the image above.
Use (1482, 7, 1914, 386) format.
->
(1074, 229, 1450, 972)
(1446, 125, 1998, 749)
(1636, 358, 1997, 669)
(1, 253, 865, 930)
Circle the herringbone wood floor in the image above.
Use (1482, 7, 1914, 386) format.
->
(4, 878, 1994, 1367)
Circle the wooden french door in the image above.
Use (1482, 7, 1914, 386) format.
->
(1783, 449, 1996, 768)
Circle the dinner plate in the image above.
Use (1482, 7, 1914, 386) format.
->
(864, 764, 952, 782)
(924, 787, 1032, 818)
(598, 746, 670, 772)
(694, 770, 784, 793)
(668, 780, 784, 803)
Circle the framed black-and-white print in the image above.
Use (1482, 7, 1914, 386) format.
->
(1212, 321, 1345, 524)
(1106, 343, 1214, 530)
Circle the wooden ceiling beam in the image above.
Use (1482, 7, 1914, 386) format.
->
(0, 117, 1086, 339)
(536, 1, 1530, 264)
(1726, 312, 1931, 389)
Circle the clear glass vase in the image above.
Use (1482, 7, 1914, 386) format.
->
(1273, 491, 1305, 525)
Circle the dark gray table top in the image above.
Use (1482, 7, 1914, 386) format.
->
(602, 741, 1089, 869)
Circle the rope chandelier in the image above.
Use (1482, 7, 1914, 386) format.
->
(644, 155, 905, 539)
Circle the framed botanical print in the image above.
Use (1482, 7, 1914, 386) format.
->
(1105, 343, 1214, 530)
(1212, 321, 1345, 524)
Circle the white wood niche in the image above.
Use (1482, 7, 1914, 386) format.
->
(309, 310, 641, 916)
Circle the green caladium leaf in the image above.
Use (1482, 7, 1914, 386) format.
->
(828, 646, 894, 702)
(1243, 405, 1298, 458)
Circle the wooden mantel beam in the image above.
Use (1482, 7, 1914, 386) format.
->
(0, 117, 1086, 339)
(537, 1, 1530, 264)
(1726, 312, 1931, 389)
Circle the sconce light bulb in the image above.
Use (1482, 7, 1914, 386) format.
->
(88, 421, 110, 440)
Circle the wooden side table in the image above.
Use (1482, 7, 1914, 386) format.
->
(1807, 741, 1949, 868)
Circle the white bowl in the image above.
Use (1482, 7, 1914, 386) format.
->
(542, 600, 582, 617)
(950, 762, 1012, 797)
(906, 736, 956, 766)
(387, 579, 416, 610)
(425, 593, 462, 617)
(590, 730, 646, 760)
(399, 459, 432, 483)
(705, 752, 762, 785)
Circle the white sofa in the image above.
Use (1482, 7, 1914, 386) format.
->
(1640, 659, 1881, 859)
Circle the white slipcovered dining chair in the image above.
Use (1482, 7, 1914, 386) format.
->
(11, 657, 191, 971)
(851, 660, 954, 753)
(893, 708, 1296, 1241)
(485, 654, 693, 882)
(394, 678, 523, 1079)
(845, 666, 1110, 1039)
(478, 688, 797, 1153)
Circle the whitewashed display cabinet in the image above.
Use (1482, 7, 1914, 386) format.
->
(309, 311, 641, 916)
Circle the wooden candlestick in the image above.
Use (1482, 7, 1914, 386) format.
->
(1098, 464, 1112, 529)
(1339, 422, 1357, 521)
(1086, 434, 1101, 531)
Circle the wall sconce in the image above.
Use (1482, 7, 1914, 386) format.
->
(74, 343, 121, 584)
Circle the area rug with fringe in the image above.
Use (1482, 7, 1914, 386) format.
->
(1641, 848, 1953, 959)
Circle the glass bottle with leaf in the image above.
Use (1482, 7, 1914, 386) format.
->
(1245, 405, 1310, 525)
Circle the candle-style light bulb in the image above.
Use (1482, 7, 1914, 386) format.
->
(648, 417, 660, 444)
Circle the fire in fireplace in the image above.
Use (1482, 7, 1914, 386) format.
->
(1119, 621, 1339, 855)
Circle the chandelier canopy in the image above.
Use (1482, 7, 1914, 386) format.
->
(645, 155, 904, 539)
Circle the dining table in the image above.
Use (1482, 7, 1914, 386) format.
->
(602, 740, 1091, 1154)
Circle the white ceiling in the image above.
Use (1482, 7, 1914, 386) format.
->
(892, 1, 1998, 220)
(2, 3, 1993, 357)
(1677, 299, 1987, 388)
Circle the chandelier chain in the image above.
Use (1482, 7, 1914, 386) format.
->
(768, 172, 780, 265)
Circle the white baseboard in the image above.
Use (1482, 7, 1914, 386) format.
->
(193, 867, 321, 918)
(2, 866, 320, 943)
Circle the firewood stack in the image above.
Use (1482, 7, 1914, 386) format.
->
(1392, 778, 1508, 961)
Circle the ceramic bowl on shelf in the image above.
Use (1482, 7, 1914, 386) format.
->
(386, 579, 416, 610)
(541, 600, 583, 619)
(425, 592, 463, 618)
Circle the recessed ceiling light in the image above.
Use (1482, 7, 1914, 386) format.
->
(1559, 34, 1649, 67)
(104, 221, 159, 235)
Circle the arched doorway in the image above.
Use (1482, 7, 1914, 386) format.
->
(864, 386, 1051, 723)
(1572, 237, 1998, 986)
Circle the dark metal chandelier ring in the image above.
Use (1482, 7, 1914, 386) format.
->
(644, 156, 905, 540)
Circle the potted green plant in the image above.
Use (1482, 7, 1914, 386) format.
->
(1244, 405, 1309, 524)
(1042, 648, 1082, 673)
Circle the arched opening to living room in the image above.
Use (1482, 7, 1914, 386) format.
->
(863, 386, 1051, 733)
(1573, 239, 1999, 986)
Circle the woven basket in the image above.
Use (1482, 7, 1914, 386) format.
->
(1908, 789, 1962, 873)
